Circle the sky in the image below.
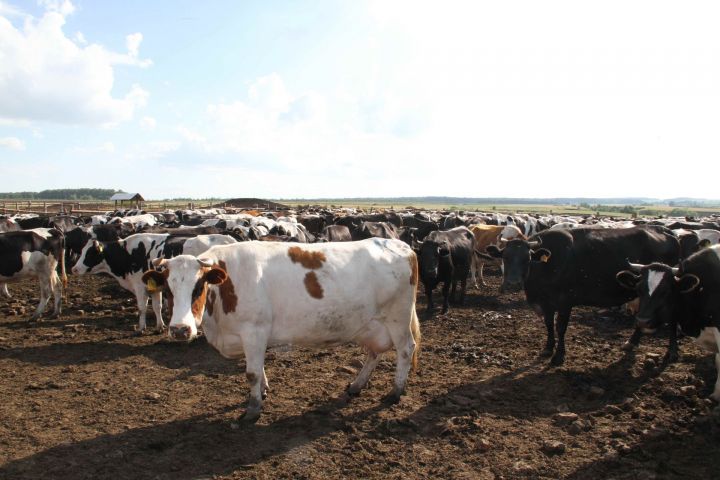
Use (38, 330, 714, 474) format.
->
(1, 0, 719, 200)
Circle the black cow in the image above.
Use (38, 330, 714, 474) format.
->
(353, 221, 399, 241)
(0, 229, 66, 320)
(15, 216, 51, 229)
(318, 225, 352, 242)
(616, 245, 720, 400)
(487, 226, 680, 365)
(416, 226, 475, 314)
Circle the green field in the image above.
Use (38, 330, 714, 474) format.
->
(276, 199, 720, 219)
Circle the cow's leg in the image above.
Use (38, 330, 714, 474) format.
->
(1, 283, 10, 298)
(622, 327, 643, 352)
(240, 328, 269, 421)
(441, 281, 451, 314)
(459, 276, 467, 305)
(31, 276, 52, 321)
(50, 272, 62, 318)
(135, 290, 149, 332)
(666, 318, 679, 363)
(150, 290, 165, 332)
(261, 367, 270, 399)
(347, 351, 381, 395)
(470, 255, 479, 289)
(550, 307, 572, 366)
(425, 284, 434, 312)
(386, 321, 417, 402)
(479, 262, 487, 287)
(711, 329, 720, 402)
(540, 308, 556, 357)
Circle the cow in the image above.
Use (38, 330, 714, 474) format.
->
(486, 226, 680, 365)
(470, 224, 524, 287)
(71, 233, 236, 332)
(317, 225, 352, 242)
(354, 221, 399, 241)
(141, 238, 421, 421)
(0, 229, 66, 320)
(416, 227, 476, 314)
(616, 245, 720, 400)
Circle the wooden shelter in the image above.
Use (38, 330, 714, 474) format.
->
(110, 192, 145, 209)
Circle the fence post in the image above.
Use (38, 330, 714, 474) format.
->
(44, 202, 47, 213)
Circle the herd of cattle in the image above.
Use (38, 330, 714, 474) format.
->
(1, 207, 720, 420)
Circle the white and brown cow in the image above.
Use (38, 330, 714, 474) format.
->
(142, 238, 421, 421)
(0, 229, 66, 320)
(470, 224, 524, 287)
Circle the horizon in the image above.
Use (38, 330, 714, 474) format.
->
(2, 1, 720, 198)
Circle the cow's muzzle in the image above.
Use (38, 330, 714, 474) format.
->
(169, 325, 193, 341)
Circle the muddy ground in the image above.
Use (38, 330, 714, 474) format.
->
(0, 265, 719, 480)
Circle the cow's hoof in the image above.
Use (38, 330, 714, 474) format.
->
(381, 393, 402, 405)
(49, 312, 61, 320)
(665, 351, 679, 364)
(539, 347, 554, 358)
(345, 384, 361, 397)
(441, 307, 449, 315)
(240, 408, 261, 423)
(621, 341, 637, 352)
(549, 354, 565, 367)
(131, 330, 144, 337)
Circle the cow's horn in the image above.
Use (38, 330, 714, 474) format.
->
(500, 237, 509, 243)
(625, 259, 645, 272)
(671, 267, 680, 276)
(197, 258, 215, 267)
(527, 240, 540, 248)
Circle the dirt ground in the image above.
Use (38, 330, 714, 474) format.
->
(0, 265, 719, 480)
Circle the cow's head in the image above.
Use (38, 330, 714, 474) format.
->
(418, 239, 451, 282)
(486, 238, 551, 293)
(616, 261, 700, 331)
(141, 255, 228, 341)
(71, 239, 106, 275)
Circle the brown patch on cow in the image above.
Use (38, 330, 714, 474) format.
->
(191, 279, 208, 321)
(304, 271, 324, 299)
(217, 260, 238, 314)
(206, 289, 217, 316)
(246, 372, 258, 385)
(288, 246, 326, 270)
(409, 252, 419, 286)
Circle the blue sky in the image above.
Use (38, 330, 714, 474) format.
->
(1, 1, 720, 200)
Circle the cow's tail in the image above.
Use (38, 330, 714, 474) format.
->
(410, 308, 421, 371)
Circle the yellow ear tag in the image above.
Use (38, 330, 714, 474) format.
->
(541, 254, 550, 263)
(96, 244, 104, 254)
(146, 278, 158, 293)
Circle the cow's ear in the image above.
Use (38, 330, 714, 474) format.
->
(698, 239, 712, 249)
(616, 270, 640, 290)
(205, 266, 228, 285)
(676, 273, 700, 294)
(486, 245, 503, 258)
(531, 248, 551, 263)
(142, 270, 166, 293)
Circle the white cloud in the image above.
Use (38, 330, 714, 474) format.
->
(140, 116, 156, 129)
(71, 141, 115, 154)
(0, 1, 151, 126)
(0, 136, 25, 150)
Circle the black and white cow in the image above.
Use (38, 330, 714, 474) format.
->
(616, 245, 720, 400)
(416, 226, 476, 314)
(487, 226, 680, 365)
(72, 233, 236, 332)
(0, 229, 66, 320)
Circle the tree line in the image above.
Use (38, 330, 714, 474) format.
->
(0, 189, 124, 200)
